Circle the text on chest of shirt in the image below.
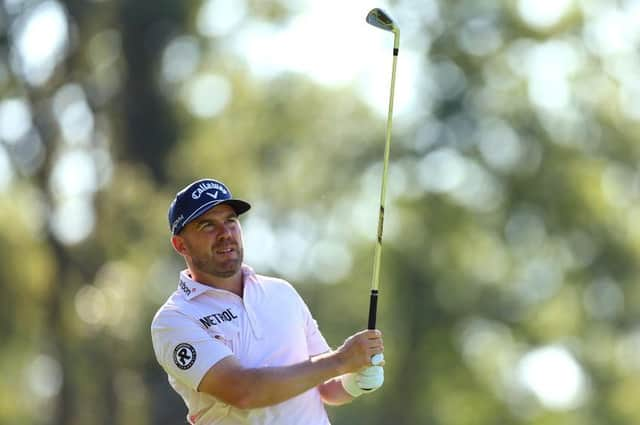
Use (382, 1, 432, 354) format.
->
(199, 308, 240, 329)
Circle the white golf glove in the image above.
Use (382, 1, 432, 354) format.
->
(341, 354, 385, 397)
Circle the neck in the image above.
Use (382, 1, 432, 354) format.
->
(188, 268, 244, 297)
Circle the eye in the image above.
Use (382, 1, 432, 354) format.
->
(197, 222, 214, 231)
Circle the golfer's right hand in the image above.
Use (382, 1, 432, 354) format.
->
(336, 329, 384, 374)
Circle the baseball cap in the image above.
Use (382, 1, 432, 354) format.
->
(168, 179, 251, 235)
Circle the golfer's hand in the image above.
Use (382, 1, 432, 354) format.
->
(336, 329, 384, 374)
(342, 364, 385, 397)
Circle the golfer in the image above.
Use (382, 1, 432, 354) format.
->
(151, 178, 385, 425)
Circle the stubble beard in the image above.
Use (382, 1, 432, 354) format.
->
(191, 245, 243, 279)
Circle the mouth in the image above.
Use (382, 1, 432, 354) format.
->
(215, 246, 236, 256)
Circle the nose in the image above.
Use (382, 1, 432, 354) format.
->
(216, 223, 233, 241)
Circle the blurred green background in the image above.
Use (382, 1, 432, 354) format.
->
(3, 0, 640, 424)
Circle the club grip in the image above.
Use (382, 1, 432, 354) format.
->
(367, 289, 379, 329)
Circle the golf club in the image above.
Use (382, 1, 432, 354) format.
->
(365, 8, 399, 333)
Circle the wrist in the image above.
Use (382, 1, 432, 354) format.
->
(330, 348, 351, 376)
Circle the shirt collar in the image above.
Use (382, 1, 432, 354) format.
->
(240, 264, 259, 286)
(177, 270, 211, 300)
(177, 264, 259, 300)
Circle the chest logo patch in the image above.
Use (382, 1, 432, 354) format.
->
(173, 343, 197, 370)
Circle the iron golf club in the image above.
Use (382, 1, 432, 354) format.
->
(365, 8, 399, 334)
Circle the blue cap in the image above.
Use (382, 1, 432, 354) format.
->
(168, 179, 251, 234)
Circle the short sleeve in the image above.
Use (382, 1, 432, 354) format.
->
(293, 291, 331, 356)
(151, 309, 233, 391)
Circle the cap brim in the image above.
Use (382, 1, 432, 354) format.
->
(173, 199, 251, 234)
(221, 199, 251, 216)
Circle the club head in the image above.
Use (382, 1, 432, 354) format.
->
(366, 8, 398, 33)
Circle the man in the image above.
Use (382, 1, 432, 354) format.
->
(151, 178, 385, 425)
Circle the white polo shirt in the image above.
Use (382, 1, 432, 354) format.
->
(151, 265, 332, 425)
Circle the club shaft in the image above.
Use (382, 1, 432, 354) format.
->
(368, 34, 399, 330)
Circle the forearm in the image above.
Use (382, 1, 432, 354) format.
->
(198, 329, 383, 409)
(201, 352, 347, 409)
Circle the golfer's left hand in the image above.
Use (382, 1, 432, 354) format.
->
(357, 364, 384, 391)
(342, 361, 384, 397)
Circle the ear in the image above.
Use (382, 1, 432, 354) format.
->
(171, 235, 188, 256)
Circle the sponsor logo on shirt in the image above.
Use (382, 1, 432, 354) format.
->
(179, 278, 192, 296)
(199, 308, 239, 328)
(173, 343, 197, 370)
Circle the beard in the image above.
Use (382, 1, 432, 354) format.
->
(189, 244, 244, 279)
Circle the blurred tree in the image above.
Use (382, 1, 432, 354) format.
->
(0, 0, 188, 424)
(118, 0, 185, 183)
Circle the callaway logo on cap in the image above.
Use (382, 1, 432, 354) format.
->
(168, 179, 251, 234)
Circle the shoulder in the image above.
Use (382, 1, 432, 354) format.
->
(254, 273, 300, 295)
(244, 266, 308, 307)
(253, 273, 312, 313)
(151, 292, 193, 331)
(244, 264, 295, 291)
